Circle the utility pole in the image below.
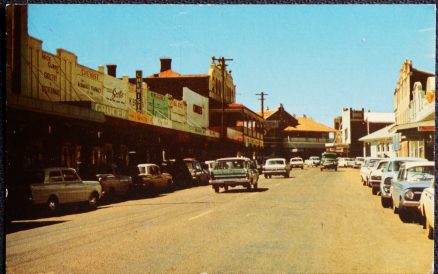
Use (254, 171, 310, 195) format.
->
(212, 56, 233, 140)
(256, 91, 268, 163)
(256, 91, 268, 118)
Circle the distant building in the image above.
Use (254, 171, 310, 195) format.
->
(329, 108, 394, 157)
(259, 104, 335, 160)
(391, 60, 434, 160)
(358, 124, 396, 158)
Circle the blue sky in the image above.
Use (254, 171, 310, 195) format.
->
(28, 4, 435, 126)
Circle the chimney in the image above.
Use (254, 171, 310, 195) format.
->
(160, 58, 172, 72)
(106, 64, 117, 77)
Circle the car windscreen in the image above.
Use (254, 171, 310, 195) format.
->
(266, 160, 285, 165)
(184, 161, 194, 171)
(215, 160, 245, 169)
(406, 166, 434, 181)
(291, 159, 302, 162)
(377, 161, 388, 169)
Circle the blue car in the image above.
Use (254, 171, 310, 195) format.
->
(391, 161, 434, 222)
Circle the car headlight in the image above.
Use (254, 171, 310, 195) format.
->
(404, 190, 414, 200)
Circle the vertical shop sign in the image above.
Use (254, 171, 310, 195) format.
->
(136, 70, 142, 112)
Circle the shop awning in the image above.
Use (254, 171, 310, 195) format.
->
(390, 120, 434, 133)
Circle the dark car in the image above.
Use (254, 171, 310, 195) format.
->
(320, 152, 338, 171)
(183, 158, 209, 185)
(161, 159, 194, 188)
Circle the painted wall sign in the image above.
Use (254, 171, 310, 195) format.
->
(103, 75, 128, 110)
(153, 116, 172, 128)
(418, 126, 435, 132)
(183, 87, 209, 128)
(147, 90, 169, 118)
(135, 70, 142, 112)
(39, 52, 61, 101)
(75, 65, 103, 103)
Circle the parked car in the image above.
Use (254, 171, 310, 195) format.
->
(360, 157, 382, 185)
(209, 157, 259, 193)
(353, 157, 365, 168)
(346, 158, 356, 168)
(337, 157, 353, 168)
(184, 158, 210, 185)
(391, 161, 434, 222)
(419, 181, 434, 239)
(368, 159, 389, 195)
(379, 157, 428, 208)
(290, 157, 304, 169)
(7, 167, 102, 214)
(160, 159, 193, 188)
(95, 164, 133, 198)
(203, 160, 217, 173)
(320, 152, 337, 171)
(136, 164, 173, 192)
(305, 156, 320, 167)
(263, 158, 291, 178)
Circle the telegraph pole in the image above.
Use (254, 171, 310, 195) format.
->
(256, 91, 268, 118)
(256, 91, 268, 163)
(213, 56, 233, 140)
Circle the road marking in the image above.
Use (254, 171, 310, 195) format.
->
(188, 210, 214, 221)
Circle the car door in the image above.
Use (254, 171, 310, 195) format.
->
(152, 165, 165, 188)
(62, 168, 86, 203)
(392, 167, 406, 205)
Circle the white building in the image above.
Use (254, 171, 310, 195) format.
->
(358, 124, 396, 158)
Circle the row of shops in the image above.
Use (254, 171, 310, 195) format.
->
(5, 5, 264, 182)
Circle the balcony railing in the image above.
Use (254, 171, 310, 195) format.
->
(284, 137, 334, 143)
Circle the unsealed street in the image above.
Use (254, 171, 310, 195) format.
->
(6, 168, 433, 273)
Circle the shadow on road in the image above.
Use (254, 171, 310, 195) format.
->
(222, 187, 269, 194)
(98, 200, 211, 209)
(265, 176, 296, 180)
(6, 220, 68, 234)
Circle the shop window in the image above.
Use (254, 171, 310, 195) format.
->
(92, 147, 102, 165)
(61, 143, 73, 167)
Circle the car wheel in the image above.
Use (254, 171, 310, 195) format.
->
(320, 167, 323, 171)
(264, 174, 268, 179)
(381, 197, 391, 208)
(334, 167, 337, 172)
(301, 166, 303, 170)
(268, 175, 272, 178)
(214, 186, 219, 193)
(47, 196, 59, 214)
(284, 172, 289, 178)
(372, 187, 378, 195)
(426, 215, 433, 239)
(246, 183, 252, 190)
(224, 185, 229, 192)
(398, 206, 411, 223)
(253, 183, 258, 190)
(88, 192, 99, 210)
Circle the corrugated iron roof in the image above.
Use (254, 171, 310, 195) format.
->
(284, 117, 336, 132)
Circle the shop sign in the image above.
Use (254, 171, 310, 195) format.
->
(153, 116, 172, 129)
(227, 127, 243, 142)
(418, 126, 434, 132)
(103, 75, 128, 110)
(135, 70, 142, 112)
(147, 90, 169, 118)
(94, 103, 128, 119)
(75, 65, 103, 103)
(128, 111, 152, 125)
(39, 52, 61, 101)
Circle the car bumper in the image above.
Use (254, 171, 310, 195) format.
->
(291, 164, 303, 168)
(209, 178, 250, 186)
(263, 170, 287, 175)
(370, 180, 381, 187)
(400, 200, 421, 208)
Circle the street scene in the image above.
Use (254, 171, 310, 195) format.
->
(4, 4, 435, 274)
(6, 168, 434, 273)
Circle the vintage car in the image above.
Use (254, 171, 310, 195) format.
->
(184, 158, 210, 185)
(263, 158, 291, 178)
(353, 157, 364, 168)
(204, 160, 217, 173)
(360, 157, 381, 185)
(379, 157, 428, 208)
(391, 161, 434, 222)
(209, 157, 259, 193)
(136, 164, 173, 191)
(96, 174, 133, 198)
(337, 157, 352, 168)
(7, 167, 102, 214)
(305, 156, 320, 167)
(368, 159, 389, 195)
(289, 157, 304, 169)
(419, 181, 434, 239)
(320, 152, 337, 171)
